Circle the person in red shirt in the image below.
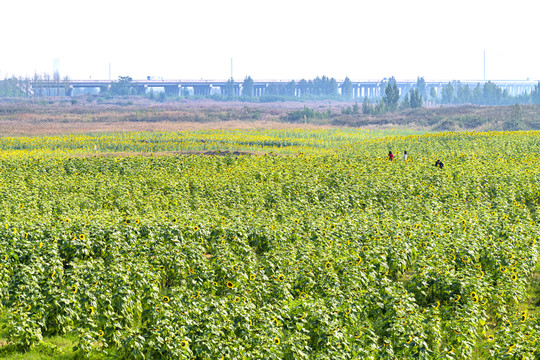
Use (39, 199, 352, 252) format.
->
(388, 151, 394, 161)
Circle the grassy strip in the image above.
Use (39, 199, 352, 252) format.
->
(0, 314, 110, 360)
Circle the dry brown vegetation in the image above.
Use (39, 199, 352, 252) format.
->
(1, 97, 540, 136)
(0, 119, 338, 137)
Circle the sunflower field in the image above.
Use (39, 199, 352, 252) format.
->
(0, 129, 539, 359)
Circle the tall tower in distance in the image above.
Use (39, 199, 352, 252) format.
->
(53, 58, 60, 74)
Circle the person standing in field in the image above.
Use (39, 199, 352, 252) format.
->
(388, 151, 394, 161)
(402, 151, 408, 161)
(435, 159, 444, 169)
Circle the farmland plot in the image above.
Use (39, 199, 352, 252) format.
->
(0, 129, 539, 359)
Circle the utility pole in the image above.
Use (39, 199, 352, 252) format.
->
(230, 58, 233, 80)
(109, 63, 111, 81)
(483, 50, 485, 81)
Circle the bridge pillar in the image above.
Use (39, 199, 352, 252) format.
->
(66, 85, 74, 97)
(193, 85, 211, 96)
(254, 85, 266, 96)
(164, 85, 179, 96)
(135, 85, 147, 95)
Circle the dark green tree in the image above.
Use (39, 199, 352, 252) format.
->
(429, 87, 437, 101)
(472, 83, 482, 104)
(341, 77, 353, 99)
(416, 76, 426, 99)
(352, 102, 360, 114)
(482, 81, 502, 105)
(312, 77, 322, 96)
(286, 80, 296, 97)
(307, 80, 314, 95)
(401, 93, 410, 109)
(456, 83, 472, 103)
(242, 76, 254, 97)
(383, 76, 400, 111)
(362, 97, 372, 114)
(63, 76, 71, 97)
(328, 77, 338, 96)
(110, 76, 133, 96)
(298, 79, 308, 97)
(224, 78, 235, 97)
(503, 103, 524, 130)
(410, 88, 423, 108)
(441, 82, 454, 104)
(532, 81, 540, 104)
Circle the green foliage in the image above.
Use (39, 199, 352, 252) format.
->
(158, 91, 167, 102)
(286, 106, 331, 121)
(532, 82, 540, 105)
(373, 99, 386, 114)
(341, 77, 353, 99)
(400, 92, 410, 109)
(341, 103, 359, 115)
(482, 81, 503, 105)
(442, 82, 454, 104)
(383, 77, 400, 111)
(242, 76, 254, 97)
(503, 103, 524, 130)
(224, 78, 235, 98)
(409, 88, 423, 109)
(109, 76, 133, 96)
(0, 130, 540, 359)
(296, 76, 338, 97)
(456, 83, 472, 104)
(362, 97, 372, 114)
(416, 77, 426, 100)
(0, 77, 25, 97)
(352, 102, 360, 114)
(429, 87, 437, 101)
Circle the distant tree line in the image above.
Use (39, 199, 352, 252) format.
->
(240, 75, 342, 98)
(3, 72, 540, 109)
(0, 77, 25, 97)
(435, 80, 537, 106)
(0, 72, 70, 97)
(362, 76, 423, 114)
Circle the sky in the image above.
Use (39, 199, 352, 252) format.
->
(1, 0, 539, 82)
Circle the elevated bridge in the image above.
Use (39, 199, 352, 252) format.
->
(35, 79, 538, 98)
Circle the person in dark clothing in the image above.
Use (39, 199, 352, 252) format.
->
(388, 151, 394, 161)
(435, 159, 444, 169)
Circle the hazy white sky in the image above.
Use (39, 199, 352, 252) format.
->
(1, 0, 538, 81)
